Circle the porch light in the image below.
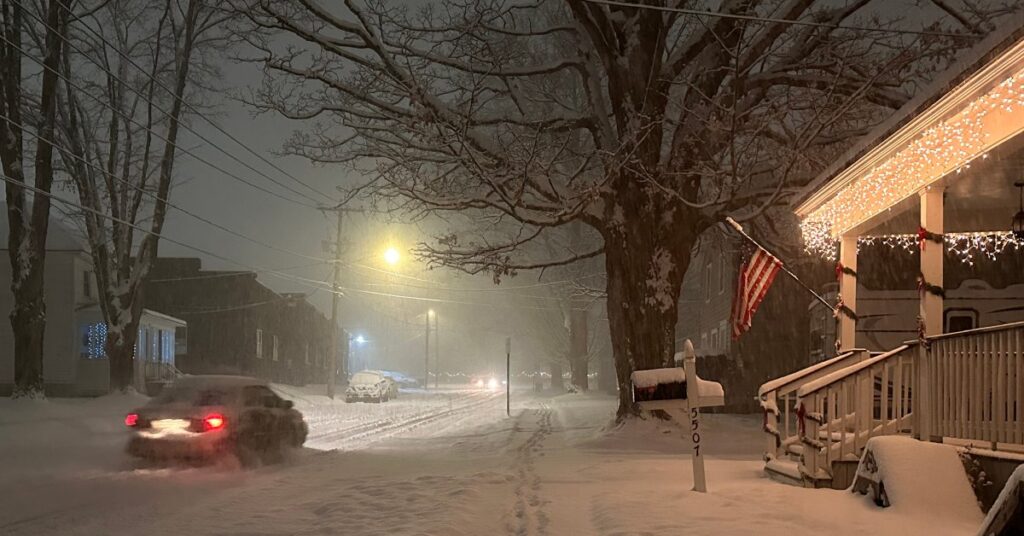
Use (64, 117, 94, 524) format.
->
(1013, 181, 1024, 239)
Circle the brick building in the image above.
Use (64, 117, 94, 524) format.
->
(143, 258, 339, 386)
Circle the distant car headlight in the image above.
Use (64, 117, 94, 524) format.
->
(474, 379, 484, 388)
(487, 378, 498, 390)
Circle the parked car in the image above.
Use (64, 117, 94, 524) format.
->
(377, 370, 419, 387)
(124, 375, 307, 466)
(346, 370, 398, 402)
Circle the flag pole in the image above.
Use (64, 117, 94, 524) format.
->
(724, 217, 835, 312)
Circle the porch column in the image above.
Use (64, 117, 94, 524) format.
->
(919, 187, 944, 336)
(838, 235, 858, 352)
(917, 187, 944, 441)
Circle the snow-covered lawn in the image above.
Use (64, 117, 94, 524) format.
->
(0, 387, 985, 535)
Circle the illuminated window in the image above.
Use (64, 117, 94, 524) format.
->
(79, 323, 107, 359)
(272, 335, 279, 361)
(256, 329, 263, 359)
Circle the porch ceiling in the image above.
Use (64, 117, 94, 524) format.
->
(865, 131, 1024, 235)
(797, 34, 1024, 245)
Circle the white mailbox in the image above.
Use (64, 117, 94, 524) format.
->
(629, 340, 724, 493)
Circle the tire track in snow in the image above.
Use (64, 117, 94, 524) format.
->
(307, 391, 500, 451)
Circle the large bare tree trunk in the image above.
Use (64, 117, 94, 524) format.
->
(604, 223, 691, 416)
(548, 361, 563, 391)
(1, 0, 68, 397)
(568, 307, 588, 391)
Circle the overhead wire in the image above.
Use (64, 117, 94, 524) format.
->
(581, 0, 982, 38)
(0, 30, 324, 210)
(14, 0, 337, 205)
(0, 111, 335, 265)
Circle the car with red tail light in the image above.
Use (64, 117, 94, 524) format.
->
(124, 375, 307, 466)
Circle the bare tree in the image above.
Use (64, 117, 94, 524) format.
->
(52, 0, 223, 391)
(0, 0, 70, 397)
(237, 0, 1014, 415)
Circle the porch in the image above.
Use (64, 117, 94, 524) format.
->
(763, 29, 1024, 488)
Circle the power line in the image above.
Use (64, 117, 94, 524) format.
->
(1, 169, 586, 313)
(0, 31, 323, 210)
(0, 111, 335, 266)
(581, 0, 980, 38)
(14, 0, 336, 205)
(0, 170, 339, 294)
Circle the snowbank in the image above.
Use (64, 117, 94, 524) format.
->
(857, 436, 982, 528)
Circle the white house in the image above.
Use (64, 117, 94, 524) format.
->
(760, 22, 1024, 490)
(0, 217, 185, 396)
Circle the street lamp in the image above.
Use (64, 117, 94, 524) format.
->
(383, 246, 401, 266)
(355, 334, 366, 345)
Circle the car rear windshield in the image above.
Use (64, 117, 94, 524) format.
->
(151, 385, 231, 406)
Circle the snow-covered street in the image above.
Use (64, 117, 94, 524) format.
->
(0, 387, 985, 535)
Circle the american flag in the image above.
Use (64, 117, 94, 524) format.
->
(731, 247, 783, 339)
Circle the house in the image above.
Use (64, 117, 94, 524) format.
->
(0, 218, 186, 396)
(677, 227, 827, 412)
(142, 258, 338, 386)
(807, 246, 1024, 359)
(759, 20, 1024, 491)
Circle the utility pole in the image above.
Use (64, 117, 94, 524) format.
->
(434, 316, 439, 389)
(327, 209, 344, 400)
(505, 337, 511, 417)
(424, 310, 431, 389)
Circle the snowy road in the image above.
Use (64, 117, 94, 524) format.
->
(0, 388, 985, 535)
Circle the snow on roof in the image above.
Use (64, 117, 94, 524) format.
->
(794, 12, 1024, 210)
(0, 208, 86, 251)
(630, 368, 725, 398)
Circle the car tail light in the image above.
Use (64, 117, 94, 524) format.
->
(124, 413, 139, 427)
(202, 413, 226, 432)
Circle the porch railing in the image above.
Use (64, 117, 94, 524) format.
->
(796, 344, 916, 481)
(758, 349, 868, 463)
(793, 320, 1024, 482)
(925, 322, 1024, 445)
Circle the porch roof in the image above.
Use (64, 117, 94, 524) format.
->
(794, 15, 1024, 243)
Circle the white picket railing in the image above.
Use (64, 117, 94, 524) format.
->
(795, 344, 916, 481)
(758, 349, 868, 463)
(925, 322, 1024, 445)
(790, 320, 1024, 483)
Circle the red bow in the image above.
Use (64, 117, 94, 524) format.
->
(918, 226, 928, 251)
(835, 262, 843, 281)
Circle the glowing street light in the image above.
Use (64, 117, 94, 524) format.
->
(383, 246, 401, 266)
(354, 334, 366, 345)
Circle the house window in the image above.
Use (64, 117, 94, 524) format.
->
(700, 332, 708, 352)
(305, 343, 310, 364)
(710, 329, 718, 352)
(704, 262, 712, 302)
(945, 309, 978, 333)
(79, 322, 107, 359)
(256, 329, 264, 359)
(719, 320, 729, 350)
(175, 326, 187, 357)
(272, 335, 279, 361)
(160, 330, 174, 365)
(718, 253, 726, 295)
(82, 270, 93, 299)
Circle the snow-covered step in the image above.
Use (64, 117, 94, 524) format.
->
(852, 436, 983, 527)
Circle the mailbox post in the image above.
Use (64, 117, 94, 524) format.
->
(630, 340, 723, 493)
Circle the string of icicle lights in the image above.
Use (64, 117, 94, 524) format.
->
(800, 67, 1024, 248)
(806, 231, 1024, 264)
